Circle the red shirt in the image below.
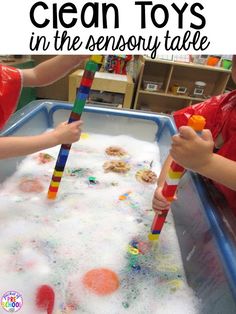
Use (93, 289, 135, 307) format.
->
(0, 64, 22, 129)
(173, 90, 236, 215)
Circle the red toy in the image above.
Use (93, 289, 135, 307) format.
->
(35, 285, 55, 314)
(0, 64, 22, 129)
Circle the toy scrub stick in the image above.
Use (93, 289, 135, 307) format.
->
(148, 115, 206, 241)
(47, 56, 103, 200)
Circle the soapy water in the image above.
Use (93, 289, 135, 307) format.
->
(0, 133, 201, 314)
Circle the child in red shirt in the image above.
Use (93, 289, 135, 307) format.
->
(153, 56, 236, 216)
(0, 56, 87, 159)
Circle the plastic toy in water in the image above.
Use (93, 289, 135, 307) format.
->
(19, 178, 44, 193)
(103, 160, 131, 173)
(137, 241, 152, 255)
(149, 115, 206, 241)
(126, 239, 152, 271)
(135, 169, 157, 184)
(35, 285, 55, 314)
(119, 191, 132, 200)
(127, 241, 141, 271)
(105, 146, 127, 157)
(88, 176, 98, 185)
(37, 153, 54, 164)
(82, 268, 120, 295)
(64, 167, 91, 178)
(120, 239, 155, 309)
(47, 55, 103, 200)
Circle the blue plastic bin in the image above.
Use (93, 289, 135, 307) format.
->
(1, 100, 236, 314)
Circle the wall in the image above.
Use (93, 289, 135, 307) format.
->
(33, 55, 85, 101)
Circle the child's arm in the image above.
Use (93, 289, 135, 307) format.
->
(0, 120, 82, 159)
(152, 154, 173, 212)
(22, 56, 88, 87)
(170, 126, 236, 191)
(197, 154, 236, 190)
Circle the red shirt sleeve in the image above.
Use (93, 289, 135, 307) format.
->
(173, 90, 236, 216)
(173, 92, 236, 139)
(0, 64, 22, 129)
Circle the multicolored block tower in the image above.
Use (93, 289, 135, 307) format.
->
(148, 115, 206, 241)
(47, 55, 103, 200)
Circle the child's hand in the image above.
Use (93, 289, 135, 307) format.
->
(52, 120, 83, 145)
(152, 186, 171, 213)
(170, 126, 214, 172)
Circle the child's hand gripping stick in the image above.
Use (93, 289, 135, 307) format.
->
(148, 115, 206, 241)
(47, 56, 103, 200)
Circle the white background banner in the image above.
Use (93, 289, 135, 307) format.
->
(0, 0, 236, 56)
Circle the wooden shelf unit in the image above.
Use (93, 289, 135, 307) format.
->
(69, 70, 134, 109)
(133, 57, 232, 113)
